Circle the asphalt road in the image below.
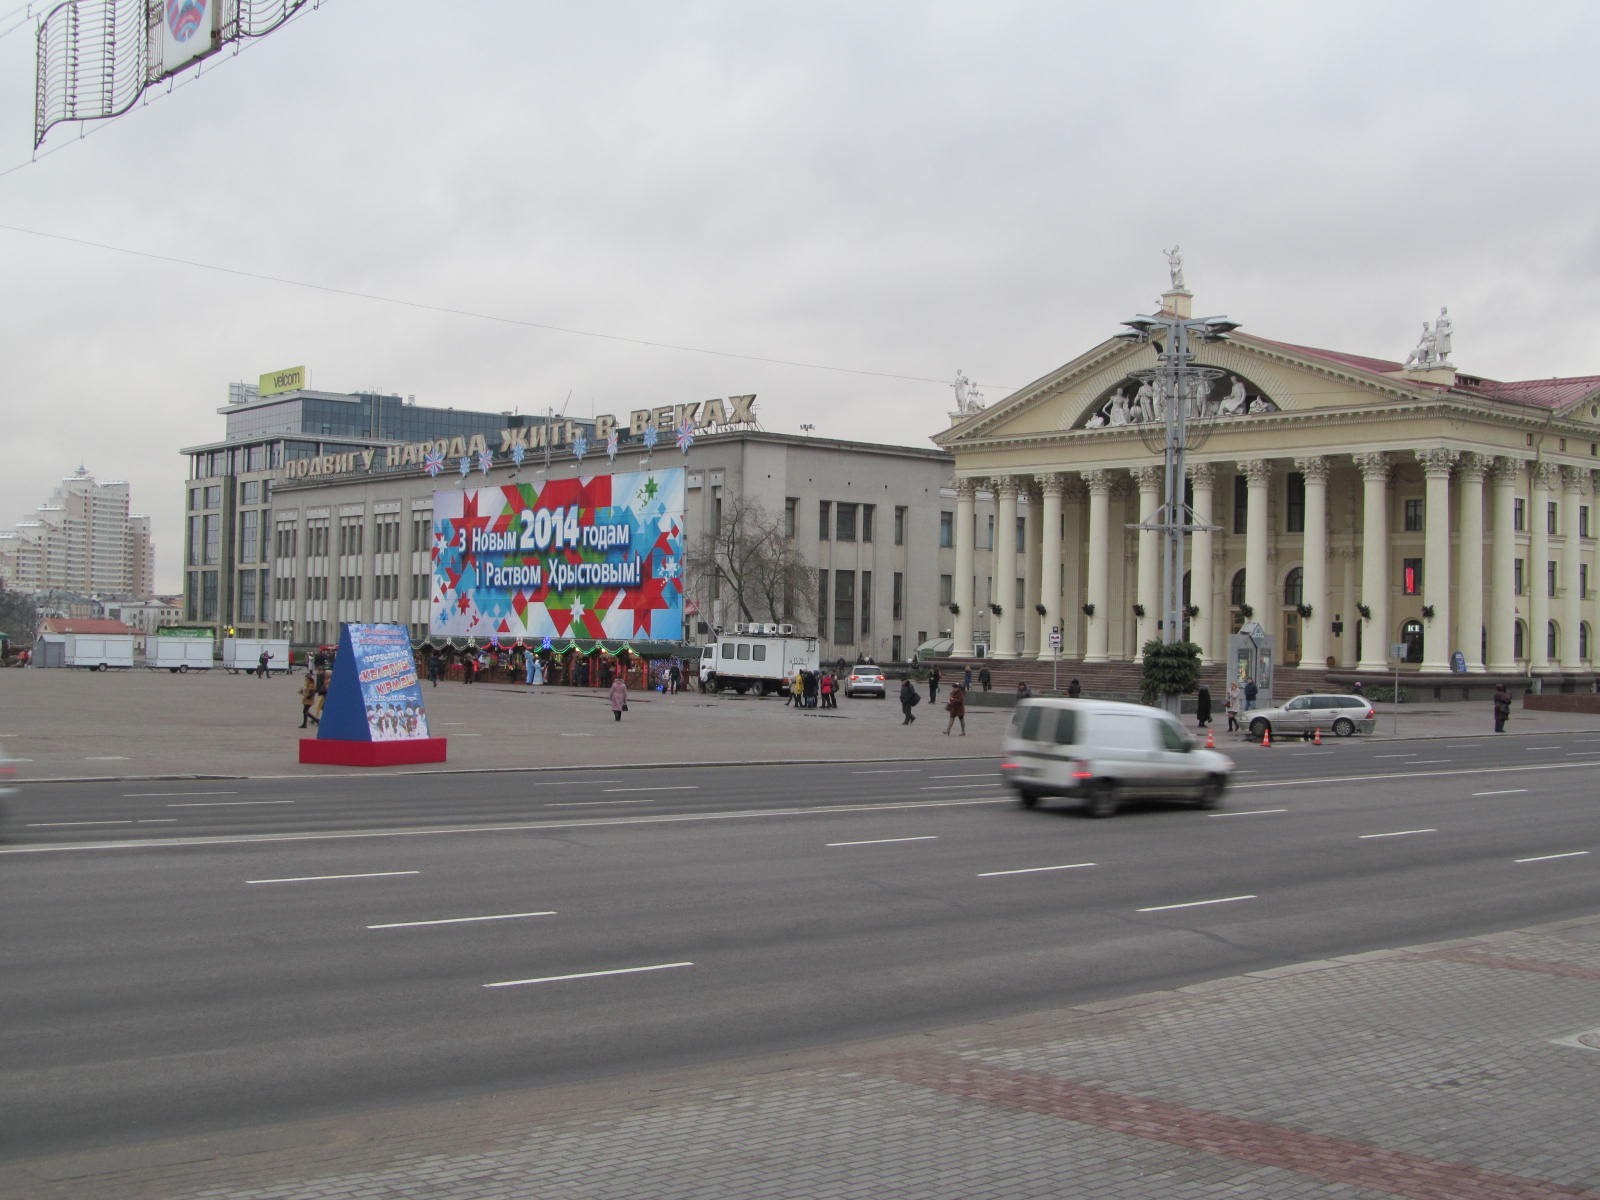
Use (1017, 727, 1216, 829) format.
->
(5, 733, 1600, 1160)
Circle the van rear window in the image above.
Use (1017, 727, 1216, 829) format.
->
(1013, 705, 1075, 745)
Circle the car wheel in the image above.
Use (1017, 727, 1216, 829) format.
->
(704, 678, 720, 694)
(1248, 717, 1270, 741)
(1085, 781, 1118, 819)
(1017, 788, 1040, 809)
(1333, 717, 1356, 738)
(178, 664, 189, 674)
(1196, 774, 1226, 810)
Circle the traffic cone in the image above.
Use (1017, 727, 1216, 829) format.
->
(1260, 726, 1271, 748)
(1312, 727, 1323, 746)
(1205, 728, 1215, 749)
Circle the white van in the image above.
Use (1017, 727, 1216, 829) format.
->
(1000, 697, 1234, 817)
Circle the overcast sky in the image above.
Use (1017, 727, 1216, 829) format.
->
(3, 1, 1597, 593)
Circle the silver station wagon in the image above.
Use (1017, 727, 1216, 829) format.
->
(1245, 693, 1377, 740)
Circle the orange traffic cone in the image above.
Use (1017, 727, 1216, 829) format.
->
(1312, 727, 1323, 746)
(1205, 728, 1215, 749)
(1260, 726, 1272, 748)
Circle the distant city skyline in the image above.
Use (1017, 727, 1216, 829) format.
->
(0, 467, 157, 600)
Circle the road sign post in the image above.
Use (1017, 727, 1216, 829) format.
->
(1050, 625, 1062, 692)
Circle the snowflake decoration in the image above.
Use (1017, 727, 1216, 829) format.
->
(658, 558, 680, 579)
(642, 424, 659, 450)
(458, 456, 471, 478)
(511, 444, 526, 467)
(476, 448, 494, 475)
(676, 423, 695, 453)
(570, 596, 586, 622)
(573, 433, 588, 461)
(540, 636, 553, 650)
(424, 448, 445, 477)
(605, 430, 619, 461)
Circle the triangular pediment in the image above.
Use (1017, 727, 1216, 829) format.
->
(935, 330, 1442, 450)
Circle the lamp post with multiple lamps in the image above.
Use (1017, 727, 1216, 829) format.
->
(1115, 305, 1239, 714)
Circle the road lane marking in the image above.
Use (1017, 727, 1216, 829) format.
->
(853, 769, 922, 774)
(168, 800, 295, 808)
(931, 772, 1001, 780)
(1406, 760, 1450, 765)
(1515, 851, 1590, 864)
(1359, 829, 1438, 839)
(546, 798, 658, 807)
(368, 911, 556, 930)
(530, 779, 622, 786)
(602, 785, 698, 794)
(1473, 789, 1528, 797)
(484, 962, 693, 989)
(559, 733, 595, 738)
(125, 790, 239, 798)
(827, 836, 939, 847)
(247, 870, 420, 884)
(920, 783, 999, 791)
(27, 819, 133, 827)
(1138, 895, 1257, 913)
(1208, 808, 1288, 818)
(1527, 746, 1561, 751)
(978, 862, 1096, 878)
(83, 756, 129, 761)
(1374, 754, 1416, 759)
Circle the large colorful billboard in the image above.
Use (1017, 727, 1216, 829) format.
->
(430, 470, 685, 641)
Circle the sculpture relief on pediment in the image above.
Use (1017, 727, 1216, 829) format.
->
(1075, 371, 1279, 431)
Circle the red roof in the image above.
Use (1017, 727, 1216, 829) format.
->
(1244, 334, 1600, 412)
(39, 618, 136, 636)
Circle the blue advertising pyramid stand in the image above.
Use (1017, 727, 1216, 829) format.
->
(299, 623, 447, 766)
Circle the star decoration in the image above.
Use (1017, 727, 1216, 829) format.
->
(511, 444, 526, 467)
(606, 431, 618, 461)
(642, 425, 659, 450)
(424, 449, 445, 477)
(476, 449, 493, 475)
(458, 456, 471, 477)
(676, 423, 695, 453)
(573, 434, 588, 461)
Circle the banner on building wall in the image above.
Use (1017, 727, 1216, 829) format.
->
(318, 623, 431, 743)
(430, 469, 685, 641)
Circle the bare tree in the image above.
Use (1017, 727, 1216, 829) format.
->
(684, 495, 816, 630)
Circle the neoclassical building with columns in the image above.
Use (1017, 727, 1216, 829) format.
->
(934, 287, 1600, 684)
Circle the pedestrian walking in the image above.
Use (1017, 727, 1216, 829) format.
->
(1243, 677, 1258, 711)
(1226, 681, 1242, 732)
(668, 663, 681, 694)
(1196, 684, 1212, 730)
(820, 672, 835, 708)
(899, 676, 920, 724)
(928, 667, 941, 704)
(944, 683, 967, 736)
(1067, 678, 1082, 698)
(979, 666, 992, 692)
(962, 666, 973, 690)
(609, 674, 629, 722)
(313, 669, 331, 722)
(298, 671, 319, 728)
(256, 649, 272, 679)
(791, 674, 804, 709)
(427, 650, 441, 687)
(463, 650, 476, 684)
(1493, 682, 1512, 733)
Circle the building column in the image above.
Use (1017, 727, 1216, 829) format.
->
(1592, 471, 1600, 668)
(1530, 463, 1555, 672)
(1296, 456, 1330, 669)
(1133, 466, 1162, 649)
(1418, 449, 1457, 672)
(1355, 452, 1392, 671)
(1241, 459, 1273, 624)
(1337, 545, 1359, 668)
(1084, 470, 1112, 663)
(1062, 477, 1086, 657)
(953, 479, 976, 656)
(1036, 474, 1064, 660)
(1022, 479, 1043, 657)
(993, 477, 1018, 657)
(1456, 454, 1488, 671)
(1487, 458, 1520, 672)
(1561, 467, 1585, 670)
(1188, 463, 1216, 663)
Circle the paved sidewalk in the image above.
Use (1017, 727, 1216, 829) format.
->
(3, 668, 1596, 783)
(10, 916, 1600, 1199)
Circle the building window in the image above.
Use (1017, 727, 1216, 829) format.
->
(819, 501, 831, 541)
(1582, 505, 1591, 539)
(939, 574, 953, 606)
(860, 571, 871, 636)
(893, 571, 904, 620)
(939, 511, 953, 548)
(1283, 566, 1303, 607)
(1402, 558, 1422, 595)
(818, 569, 828, 631)
(1403, 498, 1424, 532)
(1015, 516, 1026, 554)
(1583, 563, 1590, 600)
(836, 503, 857, 542)
(1548, 560, 1558, 598)
(862, 504, 875, 543)
(1285, 473, 1305, 533)
(1230, 569, 1246, 608)
(1232, 475, 1248, 535)
(894, 506, 907, 546)
(833, 571, 855, 645)
(237, 571, 257, 622)
(1548, 501, 1559, 535)
(1514, 558, 1525, 596)
(785, 497, 797, 539)
(203, 515, 220, 566)
(1513, 498, 1525, 532)
(982, 514, 994, 550)
(1548, 620, 1559, 659)
(240, 511, 259, 564)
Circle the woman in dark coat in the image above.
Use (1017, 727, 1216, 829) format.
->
(1196, 685, 1213, 729)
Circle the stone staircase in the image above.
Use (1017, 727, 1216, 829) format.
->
(923, 656, 1338, 709)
